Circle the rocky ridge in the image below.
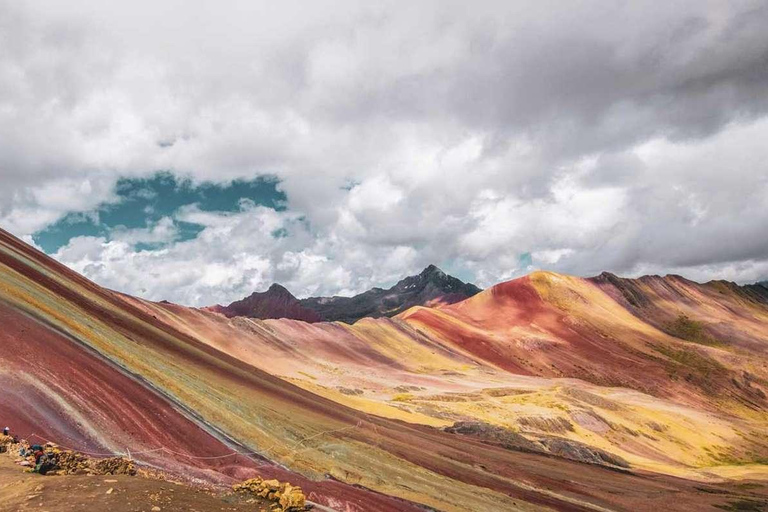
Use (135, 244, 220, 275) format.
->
(300, 264, 482, 323)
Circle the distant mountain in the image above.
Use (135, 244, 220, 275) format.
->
(299, 264, 482, 323)
(206, 283, 322, 322)
(744, 280, 768, 302)
(207, 265, 481, 324)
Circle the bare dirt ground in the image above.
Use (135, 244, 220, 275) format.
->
(0, 453, 275, 512)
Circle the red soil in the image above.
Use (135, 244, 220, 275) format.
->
(0, 302, 259, 481)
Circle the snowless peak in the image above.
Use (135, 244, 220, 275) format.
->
(421, 264, 445, 277)
(266, 283, 294, 296)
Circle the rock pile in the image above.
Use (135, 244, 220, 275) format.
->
(89, 456, 137, 475)
(53, 450, 136, 476)
(233, 477, 308, 511)
(53, 450, 90, 474)
(6, 442, 137, 477)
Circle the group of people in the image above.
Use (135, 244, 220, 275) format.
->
(17, 441, 59, 474)
(0, 427, 58, 475)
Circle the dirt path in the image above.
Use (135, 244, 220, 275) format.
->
(0, 453, 275, 512)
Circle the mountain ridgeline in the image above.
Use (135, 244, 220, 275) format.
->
(301, 264, 482, 323)
(3, 225, 768, 512)
(209, 264, 482, 323)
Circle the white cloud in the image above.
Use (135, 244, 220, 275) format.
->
(2, 0, 768, 302)
(110, 217, 179, 245)
(53, 202, 431, 305)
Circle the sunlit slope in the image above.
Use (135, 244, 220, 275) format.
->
(0, 302, 258, 485)
(4, 229, 743, 511)
(402, 270, 768, 403)
(135, 270, 768, 481)
(400, 271, 768, 475)
(592, 271, 768, 358)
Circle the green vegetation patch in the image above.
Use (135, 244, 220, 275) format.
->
(664, 314, 724, 346)
(654, 344, 726, 374)
(652, 343, 728, 394)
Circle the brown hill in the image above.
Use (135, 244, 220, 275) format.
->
(206, 283, 321, 322)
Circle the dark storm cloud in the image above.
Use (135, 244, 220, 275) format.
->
(295, 2, 768, 149)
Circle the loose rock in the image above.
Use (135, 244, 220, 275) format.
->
(233, 477, 308, 511)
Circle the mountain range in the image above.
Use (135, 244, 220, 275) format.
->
(1, 226, 768, 511)
(207, 263, 482, 323)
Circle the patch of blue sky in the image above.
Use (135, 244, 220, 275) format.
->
(271, 227, 289, 239)
(440, 259, 479, 286)
(518, 252, 533, 268)
(33, 172, 286, 253)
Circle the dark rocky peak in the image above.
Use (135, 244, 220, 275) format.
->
(211, 282, 321, 322)
(399, 265, 450, 287)
(407, 264, 481, 294)
(299, 265, 482, 324)
(420, 264, 445, 277)
(263, 283, 295, 299)
(594, 271, 619, 281)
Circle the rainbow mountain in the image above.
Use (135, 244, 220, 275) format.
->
(1, 227, 767, 511)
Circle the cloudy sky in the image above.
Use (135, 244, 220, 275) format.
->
(2, 0, 768, 306)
